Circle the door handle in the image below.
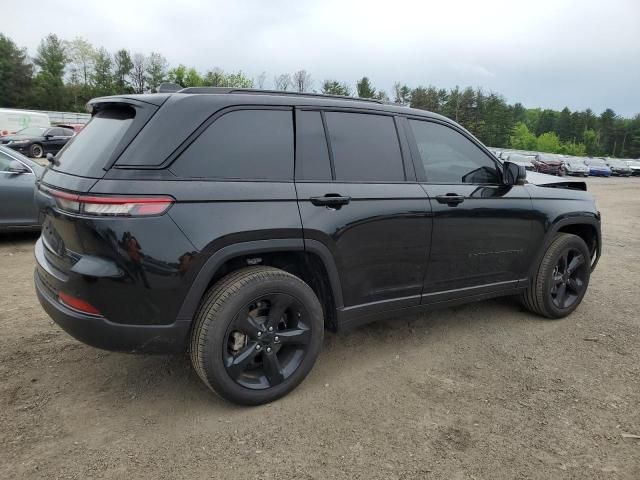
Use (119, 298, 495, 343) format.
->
(310, 194, 351, 209)
(435, 194, 465, 206)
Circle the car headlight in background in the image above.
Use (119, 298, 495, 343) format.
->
(9, 140, 29, 145)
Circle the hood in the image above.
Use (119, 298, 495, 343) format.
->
(525, 171, 587, 191)
(0, 134, 40, 142)
(589, 165, 610, 170)
(536, 158, 562, 165)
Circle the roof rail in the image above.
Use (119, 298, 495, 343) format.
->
(177, 87, 385, 104)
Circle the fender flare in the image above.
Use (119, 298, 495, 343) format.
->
(176, 238, 344, 323)
(529, 213, 601, 278)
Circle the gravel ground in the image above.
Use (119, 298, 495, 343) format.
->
(1, 177, 639, 480)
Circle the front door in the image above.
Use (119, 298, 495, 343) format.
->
(295, 109, 432, 319)
(405, 118, 533, 301)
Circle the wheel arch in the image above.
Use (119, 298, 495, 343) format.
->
(530, 214, 601, 278)
(176, 239, 343, 331)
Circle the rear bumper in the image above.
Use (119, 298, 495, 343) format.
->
(34, 257, 190, 354)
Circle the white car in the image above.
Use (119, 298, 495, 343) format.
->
(624, 159, 640, 176)
(563, 158, 590, 177)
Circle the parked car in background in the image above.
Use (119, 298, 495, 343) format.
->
(562, 158, 589, 177)
(625, 159, 640, 176)
(0, 126, 75, 159)
(505, 153, 536, 171)
(0, 109, 50, 137)
(0, 145, 44, 232)
(584, 158, 612, 177)
(606, 158, 632, 176)
(533, 153, 564, 175)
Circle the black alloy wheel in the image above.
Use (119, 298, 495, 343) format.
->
(549, 247, 587, 310)
(520, 233, 592, 319)
(190, 266, 324, 405)
(224, 293, 311, 389)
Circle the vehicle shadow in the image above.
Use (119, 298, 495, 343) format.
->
(55, 295, 533, 412)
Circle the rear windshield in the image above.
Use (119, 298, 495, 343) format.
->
(53, 108, 135, 178)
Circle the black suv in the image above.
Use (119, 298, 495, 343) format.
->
(34, 89, 601, 405)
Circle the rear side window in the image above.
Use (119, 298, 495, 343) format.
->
(409, 120, 500, 184)
(295, 110, 332, 181)
(53, 108, 135, 178)
(171, 109, 294, 180)
(324, 112, 404, 182)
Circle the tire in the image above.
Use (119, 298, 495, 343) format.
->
(29, 143, 44, 158)
(190, 266, 324, 405)
(521, 233, 591, 319)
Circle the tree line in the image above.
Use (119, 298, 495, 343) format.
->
(1, 32, 639, 158)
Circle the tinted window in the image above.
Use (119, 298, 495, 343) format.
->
(324, 112, 404, 182)
(409, 120, 499, 184)
(296, 111, 331, 181)
(0, 151, 12, 171)
(54, 108, 135, 178)
(60, 128, 74, 137)
(172, 109, 293, 180)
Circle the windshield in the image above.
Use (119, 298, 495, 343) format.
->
(589, 159, 606, 166)
(15, 127, 47, 136)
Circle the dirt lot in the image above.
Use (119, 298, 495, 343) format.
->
(1, 177, 639, 480)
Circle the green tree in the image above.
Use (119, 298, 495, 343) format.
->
(224, 71, 253, 88)
(556, 107, 573, 141)
(167, 64, 188, 86)
(393, 82, 411, 105)
(583, 129, 599, 156)
(92, 47, 114, 96)
(184, 67, 203, 87)
(131, 53, 146, 93)
(145, 52, 168, 92)
(32, 34, 68, 110)
(0, 34, 33, 108)
(356, 77, 376, 98)
(113, 49, 133, 92)
(66, 37, 95, 87)
(509, 122, 537, 150)
(322, 80, 351, 96)
(535, 109, 557, 136)
(537, 131, 562, 153)
(204, 68, 226, 86)
(560, 141, 586, 156)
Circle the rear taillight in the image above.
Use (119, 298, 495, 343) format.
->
(42, 187, 174, 217)
(58, 292, 102, 316)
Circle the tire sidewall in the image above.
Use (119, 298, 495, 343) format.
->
(30, 143, 43, 158)
(199, 272, 324, 405)
(541, 236, 591, 318)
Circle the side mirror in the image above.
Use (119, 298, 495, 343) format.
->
(44, 134, 53, 139)
(46, 153, 55, 164)
(503, 161, 526, 186)
(8, 160, 29, 174)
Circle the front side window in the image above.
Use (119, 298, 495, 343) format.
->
(409, 120, 500, 184)
(0, 151, 13, 171)
(324, 112, 404, 182)
(171, 109, 294, 180)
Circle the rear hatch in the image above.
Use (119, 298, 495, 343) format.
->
(34, 96, 186, 325)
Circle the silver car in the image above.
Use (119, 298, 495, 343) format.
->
(563, 158, 590, 177)
(0, 145, 44, 231)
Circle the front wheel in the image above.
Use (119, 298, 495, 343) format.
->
(521, 233, 591, 319)
(190, 266, 324, 405)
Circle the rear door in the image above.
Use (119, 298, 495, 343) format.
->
(0, 150, 38, 227)
(295, 109, 432, 322)
(405, 118, 533, 301)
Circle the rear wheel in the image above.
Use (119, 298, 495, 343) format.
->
(29, 143, 44, 158)
(190, 266, 324, 405)
(521, 233, 591, 319)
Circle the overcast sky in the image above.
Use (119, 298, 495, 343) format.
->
(4, 0, 640, 116)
